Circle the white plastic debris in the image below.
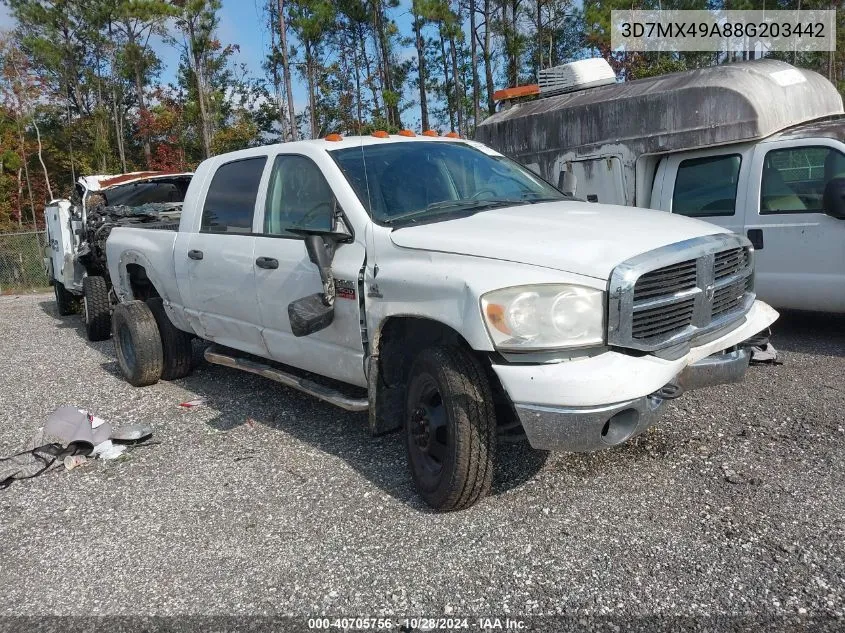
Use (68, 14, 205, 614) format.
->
(91, 440, 127, 461)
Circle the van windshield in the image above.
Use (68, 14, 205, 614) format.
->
(330, 141, 567, 226)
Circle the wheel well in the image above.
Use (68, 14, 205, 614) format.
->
(126, 264, 161, 302)
(370, 317, 518, 435)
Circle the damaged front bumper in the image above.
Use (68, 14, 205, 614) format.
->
(492, 300, 778, 452)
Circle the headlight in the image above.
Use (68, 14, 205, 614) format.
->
(481, 284, 605, 351)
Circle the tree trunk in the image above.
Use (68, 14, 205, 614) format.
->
(16, 167, 23, 227)
(351, 29, 363, 131)
(278, 0, 298, 141)
(412, 4, 429, 131)
(32, 118, 53, 202)
(483, 0, 495, 115)
(19, 127, 35, 226)
(358, 24, 381, 118)
(305, 39, 318, 139)
(268, 1, 286, 139)
(188, 21, 213, 158)
(448, 29, 463, 136)
(373, 0, 400, 126)
(470, 0, 481, 127)
(439, 27, 455, 132)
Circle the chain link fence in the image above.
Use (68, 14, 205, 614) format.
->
(0, 231, 49, 293)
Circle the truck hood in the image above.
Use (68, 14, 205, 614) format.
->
(388, 201, 726, 280)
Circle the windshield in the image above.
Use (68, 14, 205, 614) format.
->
(330, 141, 567, 225)
(101, 177, 191, 207)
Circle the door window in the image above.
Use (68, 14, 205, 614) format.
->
(264, 155, 336, 236)
(201, 157, 267, 233)
(672, 154, 741, 217)
(760, 146, 845, 214)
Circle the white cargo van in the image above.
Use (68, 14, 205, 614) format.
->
(476, 59, 845, 312)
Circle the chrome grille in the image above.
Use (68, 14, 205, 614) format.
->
(608, 235, 755, 352)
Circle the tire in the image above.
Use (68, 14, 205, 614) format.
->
(82, 276, 111, 341)
(146, 297, 193, 380)
(53, 280, 76, 316)
(405, 346, 496, 511)
(111, 301, 163, 387)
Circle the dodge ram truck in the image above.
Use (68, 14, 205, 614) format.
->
(105, 134, 779, 510)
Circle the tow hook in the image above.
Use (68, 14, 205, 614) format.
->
(653, 382, 684, 400)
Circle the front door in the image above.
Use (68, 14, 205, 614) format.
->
(660, 147, 751, 236)
(253, 153, 367, 387)
(179, 155, 269, 355)
(744, 140, 845, 312)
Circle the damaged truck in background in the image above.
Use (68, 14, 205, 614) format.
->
(44, 171, 192, 340)
(477, 58, 845, 313)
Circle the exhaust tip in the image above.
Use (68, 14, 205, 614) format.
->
(601, 409, 640, 446)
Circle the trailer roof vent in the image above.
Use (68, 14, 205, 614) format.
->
(538, 58, 616, 97)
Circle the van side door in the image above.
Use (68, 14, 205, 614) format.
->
(657, 146, 753, 235)
(744, 139, 845, 312)
(175, 155, 270, 355)
(252, 152, 368, 387)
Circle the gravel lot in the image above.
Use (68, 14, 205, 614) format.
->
(1, 293, 844, 628)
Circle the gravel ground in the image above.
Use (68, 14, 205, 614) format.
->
(0, 293, 844, 629)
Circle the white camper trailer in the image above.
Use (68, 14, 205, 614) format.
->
(476, 59, 845, 313)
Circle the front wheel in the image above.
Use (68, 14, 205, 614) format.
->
(112, 301, 163, 387)
(405, 346, 496, 511)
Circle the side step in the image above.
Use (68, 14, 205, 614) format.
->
(204, 346, 369, 412)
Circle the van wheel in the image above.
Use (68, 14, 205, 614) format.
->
(53, 281, 76, 316)
(112, 301, 163, 387)
(405, 346, 496, 511)
(146, 297, 193, 380)
(82, 276, 111, 341)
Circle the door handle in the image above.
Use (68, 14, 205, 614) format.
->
(188, 249, 204, 260)
(255, 256, 279, 270)
(747, 229, 764, 250)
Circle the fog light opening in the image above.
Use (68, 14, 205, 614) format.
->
(601, 409, 640, 446)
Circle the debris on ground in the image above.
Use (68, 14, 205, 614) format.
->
(750, 342, 780, 364)
(179, 398, 206, 409)
(0, 406, 152, 489)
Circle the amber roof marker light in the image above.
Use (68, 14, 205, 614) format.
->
(445, 131, 460, 138)
(324, 133, 343, 141)
(371, 130, 390, 138)
(492, 84, 540, 103)
(397, 129, 416, 137)
(422, 130, 439, 137)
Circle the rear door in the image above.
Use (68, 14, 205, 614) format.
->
(179, 155, 269, 355)
(744, 139, 845, 311)
(252, 152, 368, 387)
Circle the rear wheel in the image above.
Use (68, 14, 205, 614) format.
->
(82, 276, 111, 341)
(147, 297, 193, 380)
(53, 281, 76, 316)
(405, 346, 496, 511)
(112, 301, 163, 387)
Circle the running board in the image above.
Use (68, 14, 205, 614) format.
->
(204, 347, 369, 412)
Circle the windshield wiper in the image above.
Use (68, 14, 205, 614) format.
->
(383, 198, 519, 225)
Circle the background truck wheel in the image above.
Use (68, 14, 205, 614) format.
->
(82, 276, 111, 341)
(146, 297, 194, 380)
(112, 301, 163, 387)
(405, 345, 496, 511)
(53, 280, 76, 316)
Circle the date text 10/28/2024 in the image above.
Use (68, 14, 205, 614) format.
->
(307, 617, 528, 630)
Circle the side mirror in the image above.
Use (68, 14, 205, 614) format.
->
(288, 234, 338, 337)
(558, 171, 577, 196)
(823, 177, 845, 219)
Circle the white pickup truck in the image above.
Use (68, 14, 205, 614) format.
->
(106, 134, 778, 510)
